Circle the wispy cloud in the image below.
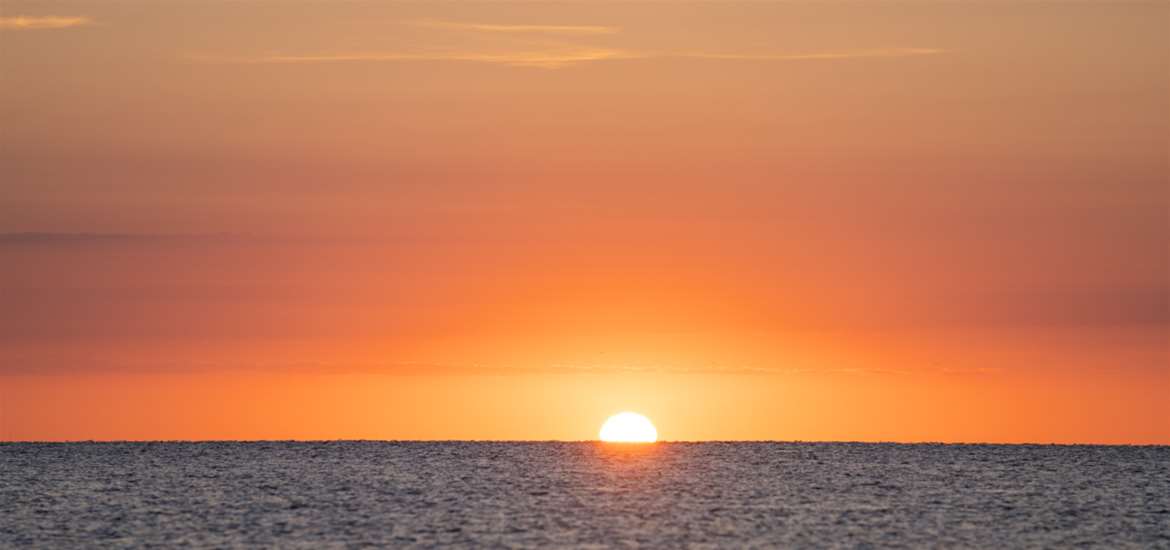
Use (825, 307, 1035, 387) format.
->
(190, 15, 942, 69)
(193, 47, 943, 69)
(0, 16, 92, 30)
(0, 232, 250, 246)
(190, 48, 639, 69)
(684, 48, 945, 61)
(409, 18, 620, 36)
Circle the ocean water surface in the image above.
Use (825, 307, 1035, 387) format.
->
(2, 442, 1167, 547)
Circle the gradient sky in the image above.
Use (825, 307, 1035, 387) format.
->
(1, 0, 1167, 443)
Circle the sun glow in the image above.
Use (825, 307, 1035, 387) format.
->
(599, 412, 658, 443)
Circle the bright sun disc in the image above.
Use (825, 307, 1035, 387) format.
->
(599, 412, 658, 443)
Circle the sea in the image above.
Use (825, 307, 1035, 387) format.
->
(2, 442, 1167, 548)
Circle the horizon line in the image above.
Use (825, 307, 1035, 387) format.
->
(3, 439, 1166, 447)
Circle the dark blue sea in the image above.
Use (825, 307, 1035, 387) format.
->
(2, 442, 1167, 548)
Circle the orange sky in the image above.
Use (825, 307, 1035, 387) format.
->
(1, 1, 1167, 443)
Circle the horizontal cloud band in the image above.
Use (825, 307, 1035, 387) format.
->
(0, 16, 91, 30)
(193, 48, 945, 69)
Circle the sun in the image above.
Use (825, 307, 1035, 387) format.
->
(599, 412, 658, 443)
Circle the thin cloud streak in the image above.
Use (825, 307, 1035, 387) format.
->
(0, 16, 92, 30)
(195, 48, 944, 69)
(191, 49, 638, 69)
(685, 48, 945, 61)
(409, 19, 620, 36)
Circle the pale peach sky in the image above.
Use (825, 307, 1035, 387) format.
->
(1, 1, 1167, 442)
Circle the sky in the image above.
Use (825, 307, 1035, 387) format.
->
(1, 0, 1167, 443)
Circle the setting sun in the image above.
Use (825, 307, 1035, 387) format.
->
(599, 412, 658, 443)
